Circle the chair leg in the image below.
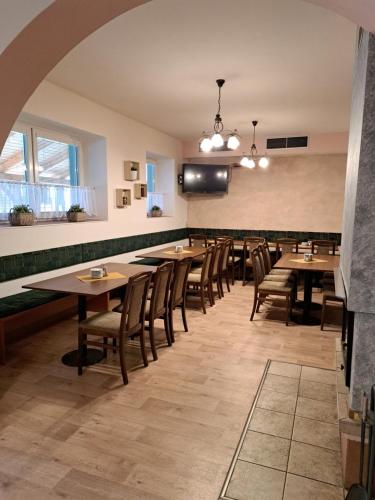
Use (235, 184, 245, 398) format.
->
(242, 263, 247, 286)
(226, 272, 230, 293)
(148, 320, 158, 361)
(231, 265, 235, 285)
(181, 301, 188, 332)
(321, 297, 327, 331)
(250, 293, 258, 321)
(119, 337, 129, 385)
(209, 281, 215, 306)
(139, 328, 148, 367)
(256, 294, 263, 313)
(285, 295, 289, 326)
(78, 328, 84, 376)
(169, 308, 175, 343)
(103, 337, 108, 358)
(164, 313, 172, 346)
(200, 287, 206, 314)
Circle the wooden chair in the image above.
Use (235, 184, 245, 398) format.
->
(189, 233, 207, 264)
(250, 248, 294, 326)
(169, 258, 192, 341)
(78, 271, 152, 384)
(218, 238, 232, 295)
(211, 242, 224, 299)
(187, 245, 215, 314)
(145, 261, 174, 360)
(215, 236, 240, 285)
(321, 281, 345, 331)
(275, 238, 299, 260)
(243, 237, 265, 286)
(311, 239, 336, 255)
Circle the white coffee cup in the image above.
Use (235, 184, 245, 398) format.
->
(175, 245, 183, 253)
(90, 267, 104, 278)
(304, 253, 313, 262)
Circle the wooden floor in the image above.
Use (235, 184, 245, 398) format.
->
(0, 283, 340, 500)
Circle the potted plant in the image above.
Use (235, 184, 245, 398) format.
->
(66, 204, 87, 222)
(150, 205, 163, 217)
(130, 164, 138, 181)
(8, 204, 35, 226)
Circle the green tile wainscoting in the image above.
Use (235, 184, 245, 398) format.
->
(0, 227, 341, 284)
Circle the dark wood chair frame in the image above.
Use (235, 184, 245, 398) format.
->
(215, 236, 240, 286)
(78, 271, 152, 385)
(311, 240, 336, 255)
(275, 238, 299, 260)
(243, 237, 266, 286)
(188, 233, 208, 248)
(168, 258, 192, 342)
(187, 246, 215, 314)
(146, 261, 174, 360)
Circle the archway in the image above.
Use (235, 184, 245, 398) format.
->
(0, 0, 373, 149)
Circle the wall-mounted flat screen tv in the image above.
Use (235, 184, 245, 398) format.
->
(182, 164, 229, 194)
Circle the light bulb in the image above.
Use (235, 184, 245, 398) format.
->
(240, 156, 250, 167)
(259, 156, 269, 168)
(200, 137, 213, 152)
(247, 158, 256, 169)
(227, 134, 240, 150)
(211, 133, 224, 148)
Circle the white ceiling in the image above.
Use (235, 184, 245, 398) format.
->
(46, 0, 356, 141)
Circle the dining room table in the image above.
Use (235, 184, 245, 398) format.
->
(136, 245, 207, 261)
(23, 262, 157, 367)
(274, 253, 340, 325)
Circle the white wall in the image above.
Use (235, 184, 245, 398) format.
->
(0, 80, 187, 258)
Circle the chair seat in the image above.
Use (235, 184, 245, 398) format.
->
(323, 289, 344, 302)
(245, 258, 253, 266)
(229, 256, 241, 263)
(190, 267, 202, 275)
(188, 273, 202, 283)
(259, 281, 293, 293)
(270, 269, 293, 277)
(264, 274, 293, 283)
(80, 311, 121, 335)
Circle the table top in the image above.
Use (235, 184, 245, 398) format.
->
(136, 245, 206, 261)
(207, 239, 339, 254)
(274, 253, 340, 273)
(23, 262, 157, 297)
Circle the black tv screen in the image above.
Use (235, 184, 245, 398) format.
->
(182, 164, 229, 194)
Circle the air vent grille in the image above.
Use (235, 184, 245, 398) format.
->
(267, 136, 308, 149)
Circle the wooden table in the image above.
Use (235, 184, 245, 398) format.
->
(207, 239, 340, 254)
(274, 253, 340, 325)
(136, 245, 206, 261)
(24, 262, 157, 366)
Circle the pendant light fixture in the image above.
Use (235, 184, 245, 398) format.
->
(199, 79, 240, 152)
(240, 121, 270, 169)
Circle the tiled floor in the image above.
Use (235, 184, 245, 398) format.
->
(221, 360, 343, 500)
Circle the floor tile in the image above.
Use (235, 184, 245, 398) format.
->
(293, 416, 340, 450)
(268, 361, 301, 379)
(226, 460, 285, 500)
(299, 379, 337, 403)
(257, 389, 297, 414)
(295, 397, 338, 423)
(249, 408, 294, 439)
(284, 474, 343, 500)
(263, 374, 299, 395)
(288, 441, 342, 486)
(239, 430, 290, 471)
(301, 366, 337, 386)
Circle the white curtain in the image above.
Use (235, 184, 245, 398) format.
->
(147, 192, 165, 212)
(0, 180, 97, 220)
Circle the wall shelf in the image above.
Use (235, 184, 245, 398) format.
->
(134, 183, 148, 200)
(124, 161, 140, 181)
(115, 189, 131, 208)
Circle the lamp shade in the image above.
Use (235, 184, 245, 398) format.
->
(259, 156, 269, 168)
(211, 133, 224, 148)
(227, 134, 240, 150)
(200, 137, 213, 152)
(240, 156, 250, 167)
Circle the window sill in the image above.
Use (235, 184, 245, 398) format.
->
(0, 218, 104, 228)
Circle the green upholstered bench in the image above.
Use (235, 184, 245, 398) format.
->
(0, 290, 75, 364)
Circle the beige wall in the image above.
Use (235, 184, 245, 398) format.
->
(186, 154, 346, 232)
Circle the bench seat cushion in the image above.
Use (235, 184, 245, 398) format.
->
(129, 258, 161, 266)
(0, 290, 67, 319)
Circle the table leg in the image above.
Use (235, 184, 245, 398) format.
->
(294, 272, 321, 326)
(61, 295, 105, 367)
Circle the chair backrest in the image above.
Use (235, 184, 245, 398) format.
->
(170, 258, 192, 308)
(188, 233, 208, 248)
(120, 271, 152, 337)
(261, 242, 273, 274)
(200, 245, 215, 283)
(251, 248, 265, 287)
(149, 261, 174, 319)
(215, 236, 234, 264)
(311, 239, 336, 255)
(276, 238, 298, 259)
(258, 244, 267, 276)
(244, 237, 266, 257)
(220, 238, 231, 273)
(212, 242, 223, 277)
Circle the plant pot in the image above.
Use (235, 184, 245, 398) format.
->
(8, 212, 35, 226)
(67, 212, 87, 222)
(150, 209, 163, 217)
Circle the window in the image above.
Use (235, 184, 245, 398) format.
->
(0, 123, 97, 221)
